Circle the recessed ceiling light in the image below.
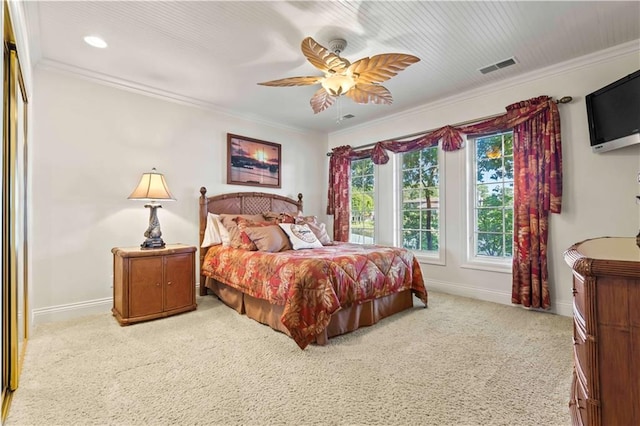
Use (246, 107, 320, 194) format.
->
(84, 35, 107, 49)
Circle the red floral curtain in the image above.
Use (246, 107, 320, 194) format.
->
(327, 96, 562, 307)
(509, 97, 562, 309)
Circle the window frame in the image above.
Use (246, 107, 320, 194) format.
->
(462, 131, 514, 274)
(395, 147, 446, 266)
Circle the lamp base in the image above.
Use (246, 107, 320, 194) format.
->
(141, 237, 166, 250)
(140, 203, 166, 249)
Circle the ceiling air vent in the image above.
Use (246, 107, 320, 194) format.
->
(479, 57, 517, 74)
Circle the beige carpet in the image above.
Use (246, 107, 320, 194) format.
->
(6, 291, 573, 426)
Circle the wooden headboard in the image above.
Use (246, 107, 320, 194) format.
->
(198, 188, 303, 286)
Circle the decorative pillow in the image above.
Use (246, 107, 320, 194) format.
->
(219, 214, 265, 248)
(295, 214, 332, 245)
(236, 217, 274, 250)
(262, 211, 296, 224)
(278, 223, 323, 250)
(244, 225, 291, 252)
(201, 213, 223, 247)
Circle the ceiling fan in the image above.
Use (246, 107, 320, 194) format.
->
(258, 37, 420, 114)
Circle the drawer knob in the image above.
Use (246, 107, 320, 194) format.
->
(167, 281, 172, 286)
(156, 282, 160, 287)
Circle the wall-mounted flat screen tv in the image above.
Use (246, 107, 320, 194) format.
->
(586, 69, 640, 153)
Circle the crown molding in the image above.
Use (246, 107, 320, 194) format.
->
(330, 39, 640, 137)
(36, 58, 316, 137)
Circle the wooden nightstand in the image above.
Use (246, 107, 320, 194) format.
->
(112, 244, 197, 325)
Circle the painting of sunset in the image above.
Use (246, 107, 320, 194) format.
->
(227, 134, 281, 188)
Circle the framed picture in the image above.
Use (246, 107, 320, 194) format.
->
(227, 133, 281, 188)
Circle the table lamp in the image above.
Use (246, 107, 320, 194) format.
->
(128, 168, 175, 249)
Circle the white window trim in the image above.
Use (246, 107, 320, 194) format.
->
(461, 134, 511, 274)
(394, 148, 446, 266)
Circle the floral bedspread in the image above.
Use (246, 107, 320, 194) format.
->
(202, 242, 428, 349)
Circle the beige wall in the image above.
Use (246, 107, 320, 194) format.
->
(30, 41, 639, 323)
(31, 68, 326, 322)
(327, 43, 640, 316)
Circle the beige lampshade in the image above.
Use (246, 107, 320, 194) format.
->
(128, 168, 176, 201)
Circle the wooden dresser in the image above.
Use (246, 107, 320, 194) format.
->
(564, 237, 640, 426)
(112, 244, 197, 325)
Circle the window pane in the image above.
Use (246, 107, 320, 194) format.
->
(403, 170, 420, 188)
(476, 183, 503, 206)
(403, 151, 420, 168)
(504, 133, 513, 156)
(504, 183, 514, 205)
(505, 208, 513, 232)
(504, 157, 514, 180)
(476, 159, 503, 183)
(403, 230, 419, 250)
(403, 210, 420, 229)
(505, 234, 513, 257)
(351, 175, 363, 188)
(421, 210, 438, 230)
(421, 231, 439, 251)
(477, 208, 503, 232)
(476, 232, 504, 257)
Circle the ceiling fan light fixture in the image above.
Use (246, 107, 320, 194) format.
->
(321, 73, 356, 96)
(257, 37, 420, 114)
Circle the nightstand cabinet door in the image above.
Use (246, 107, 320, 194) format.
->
(112, 244, 197, 325)
(129, 257, 164, 318)
(164, 253, 194, 311)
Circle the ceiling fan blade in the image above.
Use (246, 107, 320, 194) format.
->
(310, 88, 336, 114)
(348, 54, 420, 84)
(301, 37, 351, 74)
(257, 76, 322, 87)
(345, 84, 393, 105)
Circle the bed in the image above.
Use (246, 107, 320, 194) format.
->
(198, 188, 428, 349)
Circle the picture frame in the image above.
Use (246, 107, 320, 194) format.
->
(227, 133, 281, 188)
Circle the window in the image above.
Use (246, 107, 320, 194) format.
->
(468, 131, 514, 265)
(399, 146, 442, 258)
(350, 157, 375, 243)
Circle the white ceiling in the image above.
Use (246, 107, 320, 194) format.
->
(25, 1, 640, 133)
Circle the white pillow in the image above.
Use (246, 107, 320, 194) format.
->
(278, 223, 323, 250)
(201, 213, 223, 247)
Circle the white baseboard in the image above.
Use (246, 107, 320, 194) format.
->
(31, 281, 571, 325)
(31, 283, 203, 325)
(425, 278, 573, 317)
(31, 297, 113, 325)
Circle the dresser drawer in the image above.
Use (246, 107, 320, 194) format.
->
(573, 317, 591, 396)
(572, 273, 586, 321)
(569, 371, 588, 426)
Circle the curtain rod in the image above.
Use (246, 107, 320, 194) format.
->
(325, 95, 573, 156)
